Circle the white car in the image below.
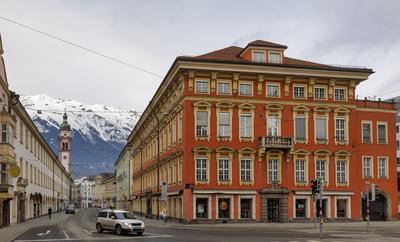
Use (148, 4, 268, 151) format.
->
(96, 209, 145, 235)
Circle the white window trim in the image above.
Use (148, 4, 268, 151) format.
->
(238, 81, 253, 96)
(294, 158, 308, 184)
(334, 116, 348, 145)
(335, 157, 349, 186)
(361, 120, 373, 144)
(293, 195, 310, 219)
(266, 82, 281, 98)
(237, 195, 256, 220)
(217, 156, 232, 185)
(334, 196, 351, 219)
(377, 156, 389, 179)
(362, 156, 374, 179)
(376, 121, 388, 144)
(314, 115, 329, 144)
(267, 51, 282, 64)
(216, 79, 232, 95)
(239, 112, 254, 141)
(314, 85, 328, 100)
(215, 194, 234, 220)
(217, 111, 232, 140)
(294, 114, 308, 143)
(334, 86, 348, 101)
(193, 195, 211, 219)
(266, 112, 281, 136)
(266, 152, 282, 184)
(293, 84, 307, 99)
(252, 50, 266, 63)
(194, 78, 210, 94)
(314, 157, 329, 186)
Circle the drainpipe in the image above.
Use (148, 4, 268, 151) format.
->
(149, 102, 160, 219)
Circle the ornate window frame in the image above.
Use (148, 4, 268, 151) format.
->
(265, 82, 281, 98)
(265, 104, 283, 136)
(266, 149, 283, 184)
(216, 146, 234, 185)
(193, 101, 212, 141)
(194, 78, 210, 94)
(238, 147, 256, 186)
(238, 81, 254, 96)
(293, 105, 310, 144)
(216, 101, 234, 141)
(216, 79, 232, 95)
(376, 121, 388, 144)
(313, 149, 331, 186)
(313, 106, 331, 145)
(361, 120, 372, 144)
(293, 149, 310, 186)
(334, 107, 350, 145)
(293, 83, 307, 99)
(334, 150, 351, 187)
(238, 103, 255, 142)
(193, 146, 212, 185)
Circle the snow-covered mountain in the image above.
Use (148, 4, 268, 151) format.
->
(20, 95, 140, 177)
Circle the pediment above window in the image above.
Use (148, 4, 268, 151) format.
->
(313, 105, 331, 113)
(216, 146, 235, 153)
(193, 100, 212, 107)
(313, 149, 332, 156)
(238, 103, 256, 110)
(334, 106, 351, 114)
(239, 147, 256, 154)
(292, 105, 310, 112)
(216, 101, 235, 108)
(334, 150, 351, 156)
(265, 103, 284, 111)
(192, 146, 213, 153)
(293, 149, 310, 155)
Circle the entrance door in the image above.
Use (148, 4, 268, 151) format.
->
(146, 195, 152, 217)
(2, 200, 10, 226)
(362, 193, 387, 221)
(267, 199, 280, 222)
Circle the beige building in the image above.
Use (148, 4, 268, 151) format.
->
(92, 173, 114, 208)
(115, 146, 131, 211)
(0, 34, 71, 227)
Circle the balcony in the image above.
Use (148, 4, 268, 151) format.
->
(259, 136, 293, 151)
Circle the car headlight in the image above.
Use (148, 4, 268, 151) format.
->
(141, 223, 145, 228)
(123, 222, 131, 228)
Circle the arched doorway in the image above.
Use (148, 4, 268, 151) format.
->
(362, 191, 388, 221)
(17, 192, 25, 223)
(30, 193, 42, 218)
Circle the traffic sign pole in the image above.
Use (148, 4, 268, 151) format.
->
(319, 179, 324, 240)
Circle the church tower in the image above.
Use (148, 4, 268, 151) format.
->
(59, 111, 72, 173)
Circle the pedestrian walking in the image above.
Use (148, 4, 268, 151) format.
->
(162, 210, 168, 225)
(48, 207, 52, 219)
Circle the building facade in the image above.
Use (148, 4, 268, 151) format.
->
(115, 146, 132, 211)
(75, 176, 94, 208)
(92, 173, 114, 208)
(127, 40, 398, 223)
(0, 34, 71, 227)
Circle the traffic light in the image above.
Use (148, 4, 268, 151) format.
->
(311, 179, 318, 196)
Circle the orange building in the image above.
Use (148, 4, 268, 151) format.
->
(127, 40, 397, 222)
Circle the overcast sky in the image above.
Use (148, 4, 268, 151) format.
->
(1, 0, 400, 111)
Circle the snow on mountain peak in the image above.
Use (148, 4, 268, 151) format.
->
(20, 94, 139, 144)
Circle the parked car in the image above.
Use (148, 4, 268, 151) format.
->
(66, 204, 76, 214)
(96, 209, 145, 235)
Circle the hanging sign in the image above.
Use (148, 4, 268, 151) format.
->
(9, 164, 20, 177)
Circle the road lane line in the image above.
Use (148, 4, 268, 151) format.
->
(61, 225, 70, 240)
(83, 229, 93, 235)
(14, 234, 173, 241)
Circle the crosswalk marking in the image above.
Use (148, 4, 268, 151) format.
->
(14, 234, 173, 241)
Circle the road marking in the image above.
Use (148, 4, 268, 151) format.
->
(36, 230, 51, 237)
(61, 225, 70, 240)
(83, 229, 93, 235)
(14, 235, 173, 241)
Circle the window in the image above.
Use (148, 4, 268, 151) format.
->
(336, 199, 347, 218)
(378, 157, 387, 178)
(240, 159, 252, 182)
(336, 160, 347, 183)
(218, 159, 230, 181)
(397, 125, 399, 133)
(295, 116, 306, 140)
(239, 83, 252, 96)
(240, 198, 252, 219)
(295, 199, 307, 218)
(397, 141, 400, 150)
(172, 119, 176, 144)
(267, 115, 279, 136)
(1, 124, 9, 143)
(240, 114, 252, 138)
(195, 79, 209, 93)
(252, 51, 265, 62)
(218, 198, 231, 219)
(295, 159, 306, 183)
(217, 81, 231, 94)
(266, 83, 279, 97)
(334, 88, 346, 101)
(196, 158, 207, 181)
(196, 111, 208, 137)
(268, 159, 279, 182)
(363, 157, 372, 178)
(218, 112, 230, 138)
(178, 114, 182, 141)
(0, 164, 8, 184)
(196, 197, 209, 219)
(315, 117, 327, 141)
(268, 52, 281, 64)
(314, 87, 326, 99)
(240, 159, 251, 182)
(316, 160, 326, 182)
(377, 123, 387, 144)
(294, 85, 306, 99)
(362, 122, 372, 143)
(335, 118, 346, 142)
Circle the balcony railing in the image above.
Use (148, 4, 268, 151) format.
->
(259, 136, 293, 150)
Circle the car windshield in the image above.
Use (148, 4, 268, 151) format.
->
(67, 205, 74, 209)
(115, 212, 135, 220)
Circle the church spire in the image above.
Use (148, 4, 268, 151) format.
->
(60, 109, 71, 131)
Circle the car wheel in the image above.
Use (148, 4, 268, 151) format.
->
(115, 225, 123, 235)
(96, 223, 103, 233)
(137, 231, 143, 236)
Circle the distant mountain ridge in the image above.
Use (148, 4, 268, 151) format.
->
(20, 95, 139, 178)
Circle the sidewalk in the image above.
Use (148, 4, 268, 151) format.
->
(135, 215, 400, 229)
(0, 211, 72, 242)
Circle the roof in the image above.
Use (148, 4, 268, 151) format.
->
(183, 42, 373, 73)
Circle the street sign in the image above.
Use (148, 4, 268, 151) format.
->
(9, 164, 20, 177)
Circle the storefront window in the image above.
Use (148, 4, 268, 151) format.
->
(337, 199, 347, 218)
(240, 198, 252, 219)
(218, 198, 230, 219)
(195, 198, 208, 219)
(295, 199, 306, 218)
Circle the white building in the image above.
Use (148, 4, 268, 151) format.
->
(75, 176, 95, 208)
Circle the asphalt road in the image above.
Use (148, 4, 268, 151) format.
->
(12, 208, 400, 242)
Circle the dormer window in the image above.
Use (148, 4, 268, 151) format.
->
(268, 52, 282, 64)
(252, 51, 266, 62)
